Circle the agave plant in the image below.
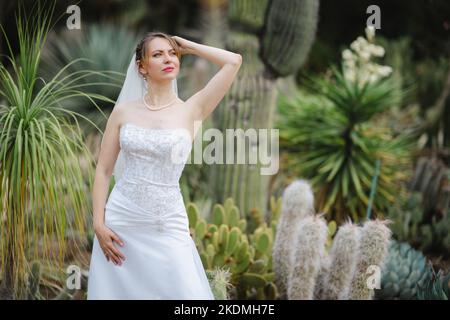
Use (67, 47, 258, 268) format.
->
(0, 2, 114, 299)
(277, 29, 415, 222)
(417, 265, 450, 300)
(40, 22, 142, 134)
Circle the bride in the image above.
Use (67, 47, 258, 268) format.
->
(87, 32, 242, 299)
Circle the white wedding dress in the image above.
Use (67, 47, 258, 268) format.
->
(87, 122, 214, 300)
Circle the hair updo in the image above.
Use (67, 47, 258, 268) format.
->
(135, 32, 181, 77)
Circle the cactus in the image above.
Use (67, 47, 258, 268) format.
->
(262, 0, 320, 77)
(287, 215, 328, 299)
(209, 0, 320, 216)
(273, 179, 315, 299)
(188, 196, 280, 299)
(206, 267, 234, 300)
(376, 240, 431, 299)
(348, 220, 392, 300)
(273, 179, 393, 300)
(321, 222, 360, 300)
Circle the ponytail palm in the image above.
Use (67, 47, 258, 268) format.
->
(0, 2, 115, 298)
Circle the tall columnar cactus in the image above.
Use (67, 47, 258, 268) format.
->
(273, 179, 393, 300)
(348, 220, 392, 300)
(273, 179, 315, 299)
(209, 0, 320, 217)
(321, 223, 360, 299)
(287, 215, 328, 299)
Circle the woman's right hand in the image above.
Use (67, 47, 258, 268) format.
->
(95, 224, 126, 266)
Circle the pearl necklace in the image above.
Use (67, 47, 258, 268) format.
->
(143, 94, 178, 111)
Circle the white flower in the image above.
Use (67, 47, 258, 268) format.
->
(350, 40, 360, 52)
(368, 74, 379, 83)
(359, 49, 371, 61)
(342, 49, 354, 60)
(370, 45, 385, 57)
(365, 25, 376, 42)
(342, 27, 393, 88)
(344, 69, 356, 83)
(377, 65, 393, 77)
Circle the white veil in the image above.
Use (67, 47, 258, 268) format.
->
(110, 52, 178, 182)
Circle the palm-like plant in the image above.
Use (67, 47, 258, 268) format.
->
(277, 63, 415, 222)
(0, 2, 114, 299)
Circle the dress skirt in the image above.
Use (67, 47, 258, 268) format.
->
(87, 186, 215, 300)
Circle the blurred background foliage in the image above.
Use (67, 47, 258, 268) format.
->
(0, 0, 449, 299)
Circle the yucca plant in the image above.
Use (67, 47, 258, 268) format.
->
(277, 28, 415, 222)
(0, 1, 114, 299)
(40, 22, 141, 134)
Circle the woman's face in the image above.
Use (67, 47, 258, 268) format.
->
(138, 37, 180, 83)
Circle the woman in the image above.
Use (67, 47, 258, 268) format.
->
(87, 32, 242, 299)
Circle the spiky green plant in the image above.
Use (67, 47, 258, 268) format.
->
(278, 27, 415, 222)
(0, 1, 113, 299)
(417, 265, 450, 300)
(278, 68, 414, 223)
(40, 22, 142, 134)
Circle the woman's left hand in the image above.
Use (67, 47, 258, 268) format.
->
(171, 36, 194, 55)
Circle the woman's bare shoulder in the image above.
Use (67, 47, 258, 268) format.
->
(111, 99, 141, 123)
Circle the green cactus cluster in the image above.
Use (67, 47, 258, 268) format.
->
(388, 189, 450, 257)
(376, 240, 431, 299)
(273, 179, 392, 300)
(187, 196, 282, 299)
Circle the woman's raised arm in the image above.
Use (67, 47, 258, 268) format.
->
(172, 36, 242, 122)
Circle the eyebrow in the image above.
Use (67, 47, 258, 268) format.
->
(151, 49, 176, 53)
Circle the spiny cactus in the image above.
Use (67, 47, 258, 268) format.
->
(273, 179, 315, 299)
(348, 220, 392, 300)
(262, 0, 320, 77)
(321, 222, 360, 300)
(273, 179, 393, 300)
(209, 0, 320, 216)
(287, 215, 328, 299)
(206, 267, 234, 300)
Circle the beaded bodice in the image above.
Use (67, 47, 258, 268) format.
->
(113, 122, 192, 214)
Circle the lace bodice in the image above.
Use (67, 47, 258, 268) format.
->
(113, 122, 192, 215)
